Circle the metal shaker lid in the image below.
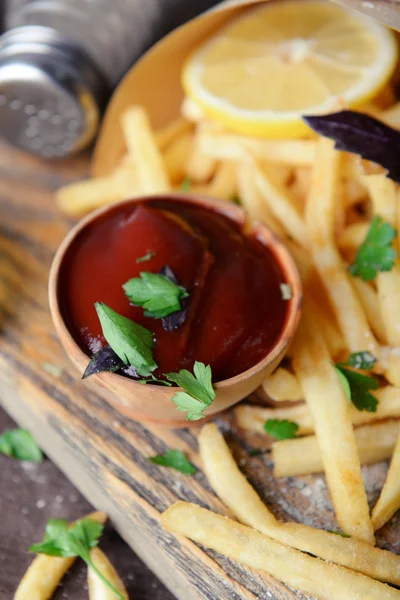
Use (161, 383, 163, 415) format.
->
(0, 26, 109, 158)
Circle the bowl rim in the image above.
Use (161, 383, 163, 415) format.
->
(49, 192, 302, 394)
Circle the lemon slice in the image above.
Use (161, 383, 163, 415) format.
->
(183, 0, 398, 138)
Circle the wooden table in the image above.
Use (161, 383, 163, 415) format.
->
(0, 143, 173, 599)
(1, 141, 398, 600)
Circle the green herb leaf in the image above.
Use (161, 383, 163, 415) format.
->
(0, 429, 43, 462)
(349, 216, 397, 281)
(95, 302, 157, 377)
(123, 272, 189, 320)
(138, 375, 172, 386)
(180, 177, 192, 192)
(136, 251, 155, 264)
(335, 353, 379, 412)
(341, 351, 377, 371)
(44, 518, 69, 541)
(30, 518, 123, 599)
(149, 450, 196, 475)
(166, 362, 216, 421)
(231, 194, 241, 205)
(327, 530, 351, 538)
(264, 419, 299, 440)
(334, 366, 351, 400)
(280, 283, 292, 300)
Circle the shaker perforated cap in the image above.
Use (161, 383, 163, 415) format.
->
(0, 26, 109, 158)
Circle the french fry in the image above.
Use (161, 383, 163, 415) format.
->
(88, 547, 128, 600)
(236, 163, 287, 238)
(364, 174, 400, 346)
(253, 162, 308, 247)
(56, 160, 140, 217)
(15, 511, 107, 600)
(199, 423, 278, 529)
(186, 127, 217, 182)
(162, 503, 400, 600)
(235, 401, 314, 435)
(285, 241, 314, 284)
(273, 420, 400, 477)
(289, 166, 312, 204)
(383, 348, 400, 387)
(121, 106, 171, 193)
(199, 423, 400, 585)
(352, 278, 388, 343)
(291, 304, 375, 543)
(337, 222, 370, 253)
(198, 127, 316, 165)
(180, 97, 206, 123)
(262, 367, 303, 402)
(308, 295, 346, 358)
(306, 138, 379, 357)
(372, 429, 400, 531)
(163, 131, 193, 184)
(236, 386, 400, 435)
(154, 116, 192, 151)
(202, 161, 237, 200)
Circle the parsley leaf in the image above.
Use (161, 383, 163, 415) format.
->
(136, 251, 155, 264)
(303, 110, 400, 183)
(95, 302, 157, 377)
(137, 375, 172, 386)
(149, 450, 196, 475)
(327, 530, 351, 538)
(264, 419, 299, 440)
(0, 429, 43, 461)
(349, 216, 397, 281)
(82, 345, 123, 379)
(280, 283, 292, 300)
(343, 351, 377, 371)
(30, 518, 123, 599)
(335, 352, 379, 412)
(166, 362, 215, 420)
(180, 177, 192, 192)
(123, 272, 189, 320)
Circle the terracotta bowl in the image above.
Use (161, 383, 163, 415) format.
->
(49, 193, 302, 427)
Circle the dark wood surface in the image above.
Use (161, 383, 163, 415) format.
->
(0, 141, 398, 600)
(0, 406, 172, 600)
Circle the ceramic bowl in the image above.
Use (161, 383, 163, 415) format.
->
(49, 193, 302, 426)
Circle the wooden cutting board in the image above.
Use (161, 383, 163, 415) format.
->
(0, 142, 398, 600)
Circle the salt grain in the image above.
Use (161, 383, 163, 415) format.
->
(36, 499, 47, 509)
(55, 494, 64, 504)
(21, 507, 29, 515)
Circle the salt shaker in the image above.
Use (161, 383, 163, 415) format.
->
(0, 0, 220, 158)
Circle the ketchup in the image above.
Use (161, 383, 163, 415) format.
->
(59, 198, 289, 382)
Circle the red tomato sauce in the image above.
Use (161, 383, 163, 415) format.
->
(58, 198, 289, 382)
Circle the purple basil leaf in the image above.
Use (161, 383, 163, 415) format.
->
(304, 111, 400, 183)
(121, 364, 139, 378)
(159, 264, 178, 284)
(82, 345, 123, 379)
(159, 265, 188, 331)
(162, 305, 188, 332)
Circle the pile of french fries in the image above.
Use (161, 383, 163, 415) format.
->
(57, 88, 400, 598)
(14, 512, 129, 600)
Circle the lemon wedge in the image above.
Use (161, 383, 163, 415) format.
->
(182, 0, 398, 138)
